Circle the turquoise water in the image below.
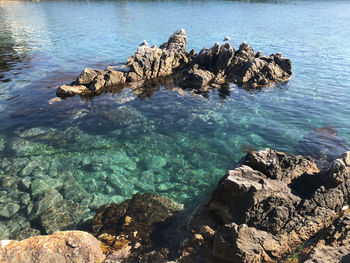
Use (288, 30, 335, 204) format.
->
(0, 0, 350, 237)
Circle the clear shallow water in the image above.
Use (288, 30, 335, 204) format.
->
(0, 0, 350, 237)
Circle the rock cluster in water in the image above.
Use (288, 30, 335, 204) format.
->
(56, 29, 292, 97)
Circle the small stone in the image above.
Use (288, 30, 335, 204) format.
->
(20, 161, 39, 177)
(30, 178, 64, 198)
(108, 173, 134, 196)
(0, 177, 17, 191)
(157, 183, 171, 192)
(1, 158, 11, 170)
(20, 192, 31, 205)
(0, 222, 10, 239)
(0, 203, 20, 218)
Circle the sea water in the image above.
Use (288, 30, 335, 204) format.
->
(0, 0, 349, 237)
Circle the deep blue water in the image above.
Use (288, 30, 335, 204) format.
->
(0, 0, 350, 237)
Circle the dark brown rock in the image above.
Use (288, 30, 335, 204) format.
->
(180, 67, 215, 89)
(179, 149, 350, 263)
(90, 193, 184, 262)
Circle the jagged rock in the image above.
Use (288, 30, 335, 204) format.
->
(105, 70, 126, 86)
(90, 193, 184, 262)
(89, 74, 106, 92)
(179, 149, 350, 262)
(304, 213, 350, 263)
(180, 67, 215, 89)
(0, 231, 105, 263)
(56, 29, 292, 97)
(75, 68, 104, 85)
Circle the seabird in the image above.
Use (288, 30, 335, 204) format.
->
(223, 36, 230, 42)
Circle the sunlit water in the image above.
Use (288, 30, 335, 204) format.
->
(0, 0, 350, 237)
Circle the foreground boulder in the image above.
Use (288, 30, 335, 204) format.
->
(56, 29, 292, 97)
(179, 148, 350, 262)
(0, 231, 105, 263)
(90, 193, 185, 262)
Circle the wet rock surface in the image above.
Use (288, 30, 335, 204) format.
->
(56, 29, 292, 97)
(0, 231, 105, 263)
(178, 148, 350, 263)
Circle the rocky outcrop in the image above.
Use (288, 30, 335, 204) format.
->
(179, 148, 350, 262)
(0, 231, 105, 263)
(90, 193, 186, 262)
(56, 29, 292, 97)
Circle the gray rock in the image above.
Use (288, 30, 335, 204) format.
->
(56, 85, 90, 97)
(30, 178, 64, 198)
(1, 158, 11, 170)
(107, 173, 134, 196)
(75, 68, 102, 85)
(0, 203, 20, 218)
(0, 222, 11, 239)
(29, 189, 64, 220)
(39, 199, 90, 234)
(61, 176, 92, 205)
(88, 74, 106, 92)
(20, 192, 31, 205)
(20, 160, 39, 177)
(0, 176, 17, 191)
(105, 70, 126, 87)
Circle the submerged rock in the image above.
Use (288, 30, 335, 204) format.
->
(0, 231, 105, 263)
(179, 148, 350, 262)
(295, 126, 350, 168)
(90, 193, 185, 262)
(56, 29, 292, 97)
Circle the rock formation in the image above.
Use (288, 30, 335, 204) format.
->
(0, 231, 105, 263)
(56, 29, 292, 97)
(179, 148, 350, 262)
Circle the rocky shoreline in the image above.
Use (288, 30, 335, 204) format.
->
(56, 29, 292, 98)
(1, 148, 349, 262)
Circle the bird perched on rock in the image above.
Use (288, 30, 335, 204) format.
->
(223, 36, 230, 42)
(140, 40, 148, 46)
